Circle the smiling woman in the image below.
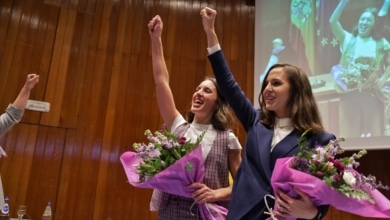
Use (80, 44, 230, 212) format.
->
(262, 67, 291, 119)
(201, 6, 335, 219)
(255, 0, 390, 150)
(329, 0, 390, 139)
(144, 14, 242, 220)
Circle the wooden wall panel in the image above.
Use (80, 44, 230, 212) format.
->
(44, 0, 95, 15)
(0, 0, 389, 219)
(42, 7, 76, 127)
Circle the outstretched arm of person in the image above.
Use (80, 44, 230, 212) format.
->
(0, 73, 40, 136)
(148, 15, 180, 129)
(200, 7, 219, 49)
(12, 73, 40, 110)
(201, 7, 258, 129)
(329, 0, 349, 42)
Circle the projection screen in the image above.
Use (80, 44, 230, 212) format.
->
(255, 0, 390, 150)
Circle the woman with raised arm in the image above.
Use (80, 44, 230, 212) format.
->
(329, 0, 390, 137)
(201, 7, 335, 220)
(147, 15, 241, 219)
(0, 73, 39, 208)
(0, 74, 40, 136)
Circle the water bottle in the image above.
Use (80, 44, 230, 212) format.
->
(41, 201, 52, 220)
(0, 196, 9, 219)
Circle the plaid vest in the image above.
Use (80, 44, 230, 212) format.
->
(150, 123, 231, 216)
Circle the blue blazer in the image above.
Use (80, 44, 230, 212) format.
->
(208, 50, 335, 219)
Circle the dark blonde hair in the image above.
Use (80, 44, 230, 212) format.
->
(258, 63, 324, 133)
(186, 77, 234, 131)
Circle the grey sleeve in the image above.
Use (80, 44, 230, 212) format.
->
(0, 104, 24, 137)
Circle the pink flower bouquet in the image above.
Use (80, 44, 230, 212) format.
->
(120, 128, 227, 220)
(269, 130, 390, 219)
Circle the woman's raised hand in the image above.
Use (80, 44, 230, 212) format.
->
(148, 15, 163, 38)
(200, 7, 217, 33)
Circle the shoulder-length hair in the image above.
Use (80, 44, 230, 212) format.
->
(352, 8, 382, 40)
(258, 63, 324, 134)
(186, 77, 234, 131)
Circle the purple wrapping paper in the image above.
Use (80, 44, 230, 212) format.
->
(331, 64, 349, 91)
(270, 157, 390, 219)
(120, 146, 227, 220)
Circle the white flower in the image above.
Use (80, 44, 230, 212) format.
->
(343, 171, 356, 186)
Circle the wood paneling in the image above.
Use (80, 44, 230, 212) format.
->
(0, 0, 388, 219)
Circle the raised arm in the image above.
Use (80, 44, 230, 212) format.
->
(148, 15, 180, 129)
(200, 8, 219, 48)
(0, 73, 39, 136)
(329, 0, 349, 42)
(200, 7, 258, 130)
(12, 74, 40, 110)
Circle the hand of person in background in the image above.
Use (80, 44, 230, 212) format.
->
(271, 38, 285, 55)
(361, 71, 380, 91)
(12, 73, 40, 110)
(379, 0, 390, 17)
(0, 73, 40, 137)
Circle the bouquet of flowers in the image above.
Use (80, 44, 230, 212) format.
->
(331, 56, 377, 92)
(120, 127, 227, 220)
(131, 129, 204, 182)
(268, 130, 390, 219)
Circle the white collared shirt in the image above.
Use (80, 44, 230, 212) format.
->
(207, 44, 221, 55)
(171, 115, 242, 159)
(271, 118, 293, 150)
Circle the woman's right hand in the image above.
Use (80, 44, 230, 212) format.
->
(24, 73, 40, 91)
(148, 15, 163, 39)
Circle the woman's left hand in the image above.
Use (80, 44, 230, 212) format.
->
(275, 187, 318, 219)
(200, 7, 217, 32)
(188, 182, 217, 204)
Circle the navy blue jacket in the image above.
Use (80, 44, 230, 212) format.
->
(208, 50, 334, 220)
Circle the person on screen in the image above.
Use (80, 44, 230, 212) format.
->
(147, 15, 242, 219)
(0, 73, 40, 208)
(201, 7, 335, 220)
(259, 38, 285, 83)
(329, 0, 390, 138)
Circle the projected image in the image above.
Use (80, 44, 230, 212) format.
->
(255, 0, 390, 148)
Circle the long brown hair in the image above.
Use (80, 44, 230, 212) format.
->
(352, 8, 382, 40)
(258, 63, 324, 133)
(186, 77, 234, 131)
